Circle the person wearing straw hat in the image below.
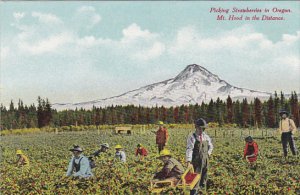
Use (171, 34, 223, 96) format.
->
(66, 145, 93, 179)
(186, 118, 213, 194)
(156, 121, 169, 154)
(16, 150, 30, 167)
(278, 110, 298, 158)
(152, 149, 184, 184)
(243, 136, 259, 165)
(91, 143, 110, 157)
(135, 143, 148, 161)
(114, 145, 126, 163)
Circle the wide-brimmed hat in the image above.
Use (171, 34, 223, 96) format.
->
(157, 149, 171, 159)
(16, 150, 23, 155)
(279, 110, 289, 116)
(101, 143, 109, 148)
(115, 144, 122, 149)
(194, 118, 208, 128)
(157, 121, 164, 125)
(69, 145, 83, 152)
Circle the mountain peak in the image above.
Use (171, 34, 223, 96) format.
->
(52, 64, 271, 110)
(173, 64, 219, 82)
(184, 64, 206, 72)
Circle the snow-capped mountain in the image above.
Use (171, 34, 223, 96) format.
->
(52, 64, 271, 110)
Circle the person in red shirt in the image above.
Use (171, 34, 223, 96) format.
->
(156, 121, 169, 153)
(135, 143, 148, 161)
(243, 136, 259, 165)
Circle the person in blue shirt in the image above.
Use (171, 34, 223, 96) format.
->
(66, 145, 93, 179)
(114, 144, 126, 163)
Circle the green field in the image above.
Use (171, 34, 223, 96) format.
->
(1, 128, 299, 194)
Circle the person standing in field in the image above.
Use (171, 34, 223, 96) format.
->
(243, 136, 259, 165)
(135, 143, 148, 161)
(66, 145, 93, 179)
(114, 145, 126, 163)
(278, 110, 298, 158)
(16, 150, 30, 167)
(156, 121, 169, 154)
(186, 118, 213, 194)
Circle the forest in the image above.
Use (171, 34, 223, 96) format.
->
(1, 91, 299, 130)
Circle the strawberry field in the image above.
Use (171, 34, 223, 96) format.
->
(1, 128, 299, 194)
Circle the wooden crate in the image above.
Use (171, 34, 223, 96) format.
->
(115, 126, 132, 134)
(150, 179, 176, 193)
(150, 167, 200, 193)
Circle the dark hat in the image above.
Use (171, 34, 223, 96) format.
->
(279, 110, 289, 116)
(194, 118, 208, 128)
(69, 145, 83, 152)
(245, 136, 253, 143)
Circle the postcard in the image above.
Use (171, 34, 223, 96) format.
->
(1, 1, 299, 194)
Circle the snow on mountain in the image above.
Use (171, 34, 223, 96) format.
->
(52, 64, 271, 110)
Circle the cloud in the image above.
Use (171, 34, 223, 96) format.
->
(120, 23, 165, 61)
(18, 32, 73, 55)
(76, 6, 101, 28)
(276, 56, 300, 68)
(76, 36, 112, 48)
(13, 12, 25, 20)
(168, 26, 200, 54)
(169, 25, 274, 55)
(75, 23, 165, 61)
(1, 47, 10, 61)
(4, 11, 299, 102)
(9, 11, 70, 55)
(282, 31, 300, 43)
(132, 42, 165, 61)
(7, 14, 300, 66)
(77, 6, 96, 13)
(32, 12, 62, 24)
(91, 15, 101, 26)
(168, 25, 298, 61)
(121, 23, 158, 43)
(165, 25, 300, 92)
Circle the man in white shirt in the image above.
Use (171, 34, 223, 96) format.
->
(278, 110, 298, 157)
(186, 118, 213, 194)
(66, 145, 93, 179)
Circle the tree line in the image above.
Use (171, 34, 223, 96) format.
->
(1, 92, 299, 130)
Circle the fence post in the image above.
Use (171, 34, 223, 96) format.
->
(215, 128, 217, 138)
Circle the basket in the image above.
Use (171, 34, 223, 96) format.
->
(177, 166, 201, 190)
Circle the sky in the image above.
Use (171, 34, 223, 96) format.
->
(1, 1, 300, 107)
